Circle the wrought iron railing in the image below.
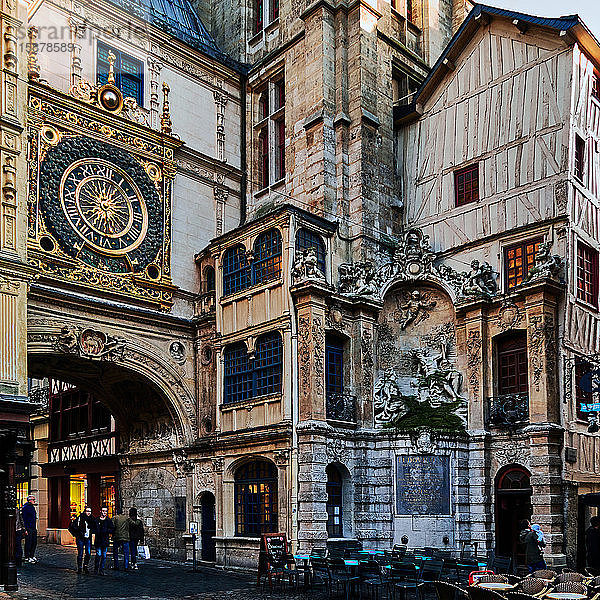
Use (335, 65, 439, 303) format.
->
(326, 393, 356, 423)
(28, 386, 50, 412)
(486, 393, 529, 429)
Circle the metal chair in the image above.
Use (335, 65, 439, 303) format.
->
(420, 558, 445, 582)
(359, 560, 385, 600)
(490, 556, 513, 574)
(328, 557, 361, 600)
(387, 562, 422, 600)
(441, 557, 461, 584)
(310, 556, 331, 595)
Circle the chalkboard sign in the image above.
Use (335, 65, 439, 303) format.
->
(257, 533, 288, 583)
(396, 455, 450, 515)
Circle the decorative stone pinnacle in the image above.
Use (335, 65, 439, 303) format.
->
(27, 26, 40, 81)
(161, 82, 172, 135)
(107, 50, 116, 85)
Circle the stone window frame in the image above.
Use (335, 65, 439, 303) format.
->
(503, 237, 542, 290)
(495, 331, 529, 397)
(223, 332, 283, 404)
(253, 76, 285, 192)
(96, 40, 144, 106)
(254, 0, 279, 34)
(234, 459, 278, 537)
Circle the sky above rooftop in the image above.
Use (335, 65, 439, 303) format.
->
(485, 0, 599, 41)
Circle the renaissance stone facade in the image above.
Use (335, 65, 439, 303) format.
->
(5, 0, 600, 578)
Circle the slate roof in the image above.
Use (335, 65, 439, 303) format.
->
(107, 0, 245, 72)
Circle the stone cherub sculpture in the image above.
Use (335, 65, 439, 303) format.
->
(526, 242, 563, 282)
(461, 259, 498, 298)
(398, 290, 437, 330)
(374, 368, 407, 423)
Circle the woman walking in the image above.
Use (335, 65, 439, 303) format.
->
(94, 506, 115, 575)
(128, 508, 145, 570)
(70, 506, 96, 574)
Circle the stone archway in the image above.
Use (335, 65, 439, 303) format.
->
(27, 318, 197, 446)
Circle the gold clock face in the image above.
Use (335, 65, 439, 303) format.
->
(59, 158, 149, 256)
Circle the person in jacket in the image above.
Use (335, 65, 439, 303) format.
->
(112, 508, 131, 571)
(586, 516, 600, 571)
(71, 507, 96, 574)
(519, 518, 546, 573)
(128, 507, 144, 570)
(15, 507, 26, 567)
(22, 495, 37, 563)
(94, 506, 115, 575)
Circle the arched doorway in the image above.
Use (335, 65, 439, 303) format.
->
(200, 492, 216, 562)
(495, 464, 532, 562)
(326, 464, 343, 537)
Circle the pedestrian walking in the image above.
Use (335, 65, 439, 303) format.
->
(586, 516, 600, 571)
(15, 506, 26, 567)
(128, 507, 144, 570)
(69, 506, 96, 574)
(94, 506, 115, 575)
(22, 495, 38, 563)
(519, 518, 546, 573)
(112, 508, 131, 571)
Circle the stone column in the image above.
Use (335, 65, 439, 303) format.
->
(457, 301, 493, 552)
(211, 457, 225, 564)
(523, 283, 564, 566)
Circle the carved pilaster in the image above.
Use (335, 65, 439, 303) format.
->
(214, 184, 228, 237)
(27, 26, 40, 81)
(213, 87, 227, 162)
(68, 18, 86, 88)
(147, 58, 162, 130)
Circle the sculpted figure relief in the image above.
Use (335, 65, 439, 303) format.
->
(291, 247, 326, 283)
(526, 242, 563, 282)
(374, 369, 407, 423)
(461, 260, 498, 298)
(395, 290, 437, 330)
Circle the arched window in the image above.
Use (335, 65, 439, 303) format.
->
(253, 229, 282, 285)
(296, 228, 326, 275)
(326, 464, 343, 537)
(497, 465, 531, 490)
(223, 245, 250, 296)
(223, 333, 283, 403)
(204, 266, 215, 293)
(235, 460, 278, 536)
(254, 333, 283, 397)
(224, 342, 252, 403)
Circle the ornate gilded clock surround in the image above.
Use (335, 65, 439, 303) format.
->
(27, 84, 181, 310)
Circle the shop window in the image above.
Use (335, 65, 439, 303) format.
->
(223, 333, 282, 404)
(575, 134, 586, 181)
(97, 41, 144, 106)
(70, 476, 86, 521)
(252, 229, 282, 285)
(577, 241, 599, 308)
(100, 476, 116, 518)
(504, 238, 542, 289)
(16, 481, 29, 508)
(234, 460, 278, 536)
(295, 229, 326, 275)
(223, 245, 250, 296)
(254, 78, 285, 189)
(326, 464, 343, 537)
(497, 333, 528, 396)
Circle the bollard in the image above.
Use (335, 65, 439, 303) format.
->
(192, 533, 196, 571)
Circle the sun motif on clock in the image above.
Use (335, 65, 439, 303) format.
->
(38, 136, 163, 274)
(60, 159, 149, 255)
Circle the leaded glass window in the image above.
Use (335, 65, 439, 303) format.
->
(253, 229, 282, 285)
(235, 461, 278, 536)
(223, 245, 250, 296)
(97, 42, 144, 106)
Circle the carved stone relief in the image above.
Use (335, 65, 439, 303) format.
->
(466, 330, 482, 402)
(374, 289, 466, 432)
(526, 242, 563, 283)
(497, 296, 523, 332)
(292, 247, 326, 284)
(528, 315, 556, 393)
(173, 449, 194, 477)
(338, 227, 498, 304)
(494, 444, 530, 468)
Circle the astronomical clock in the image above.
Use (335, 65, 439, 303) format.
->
(27, 74, 181, 310)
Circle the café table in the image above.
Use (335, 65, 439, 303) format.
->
(545, 594, 587, 600)
(477, 583, 515, 591)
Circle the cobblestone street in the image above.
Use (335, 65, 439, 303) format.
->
(3, 544, 328, 600)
